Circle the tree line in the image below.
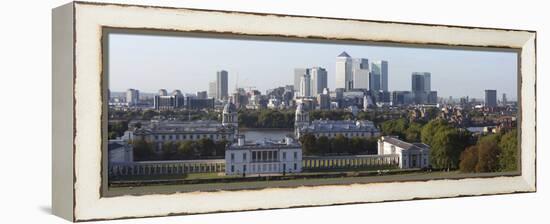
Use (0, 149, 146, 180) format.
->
(459, 129, 518, 173)
(299, 134, 378, 156)
(132, 139, 229, 161)
(238, 109, 295, 129)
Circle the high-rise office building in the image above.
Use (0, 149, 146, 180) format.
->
(336, 52, 353, 90)
(371, 60, 388, 92)
(299, 73, 311, 97)
(502, 93, 507, 106)
(208, 81, 217, 99)
(216, 70, 228, 100)
(411, 72, 432, 104)
(294, 68, 310, 94)
(351, 58, 370, 90)
(126, 88, 140, 106)
(310, 67, 327, 96)
(485, 89, 497, 107)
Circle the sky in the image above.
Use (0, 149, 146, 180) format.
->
(108, 33, 518, 100)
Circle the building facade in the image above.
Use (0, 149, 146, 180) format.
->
(485, 89, 497, 107)
(371, 60, 389, 92)
(310, 67, 328, 96)
(378, 136, 430, 169)
(126, 88, 140, 106)
(336, 51, 354, 90)
(225, 136, 303, 175)
(216, 70, 229, 100)
(294, 103, 380, 139)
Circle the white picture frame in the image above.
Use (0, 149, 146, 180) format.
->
(52, 1, 536, 221)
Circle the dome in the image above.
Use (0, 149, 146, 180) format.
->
(223, 102, 237, 113)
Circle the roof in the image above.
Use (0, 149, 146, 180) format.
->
(227, 139, 301, 151)
(338, 51, 351, 57)
(381, 136, 430, 151)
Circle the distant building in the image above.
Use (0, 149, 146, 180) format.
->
(317, 92, 330, 110)
(336, 51, 354, 90)
(225, 135, 302, 175)
(299, 73, 311, 97)
(310, 67, 328, 96)
(392, 91, 413, 106)
(378, 136, 430, 169)
(208, 81, 217, 99)
(294, 68, 310, 95)
(158, 89, 168, 96)
(427, 91, 438, 104)
(216, 70, 229, 100)
(222, 101, 238, 128)
(411, 72, 431, 104)
(185, 97, 215, 110)
(196, 91, 208, 99)
(484, 89, 497, 108)
(352, 66, 370, 90)
(154, 95, 185, 110)
(371, 60, 389, 92)
(126, 88, 140, 106)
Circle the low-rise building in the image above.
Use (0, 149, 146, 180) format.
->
(377, 136, 430, 169)
(225, 136, 302, 176)
(294, 103, 380, 139)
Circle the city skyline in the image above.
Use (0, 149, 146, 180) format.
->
(108, 33, 518, 100)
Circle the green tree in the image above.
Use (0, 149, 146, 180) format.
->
(405, 122, 423, 142)
(331, 134, 349, 154)
(132, 139, 155, 161)
(380, 118, 408, 139)
(177, 141, 195, 159)
(300, 134, 317, 155)
(197, 138, 216, 157)
(316, 136, 331, 155)
(498, 129, 518, 172)
(475, 134, 501, 172)
(459, 146, 478, 172)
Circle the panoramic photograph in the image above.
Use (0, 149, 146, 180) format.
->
(105, 32, 519, 193)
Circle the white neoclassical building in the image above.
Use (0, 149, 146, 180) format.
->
(129, 102, 239, 152)
(377, 136, 430, 169)
(225, 135, 302, 176)
(294, 103, 380, 139)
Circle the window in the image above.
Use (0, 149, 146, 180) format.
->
(231, 165, 234, 172)
(294, 151, 298, 160)
(231, 153, 235, 161)
(274, 151, 278, 160)
(283, 152, 287, 160)
(252, 151, 257, 161)
(243, 165, 247, 172)
(243, 153, 247, 161)
(294, 163, 297, 170)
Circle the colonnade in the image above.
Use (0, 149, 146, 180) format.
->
(302, 154, 399, 170)
(109, 159, 225, 177)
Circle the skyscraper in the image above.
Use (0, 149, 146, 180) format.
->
(126, 88, 139, 106)
(485, 89, 497, 107)
(411, 72, 431, 104)
(352, 58, 369, 90)
(294, 68, 310, 95)
(371, 60, 388, 92)
(208, 81, 217, 99)
(299, 73, 311, 97)
(336, 51, 353, 91)
(353, 68, 370, 89)
(216, 70, 228, 100)
(310, 67, 327, 96)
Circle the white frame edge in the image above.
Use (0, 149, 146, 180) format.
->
(65, 2, 536, 221)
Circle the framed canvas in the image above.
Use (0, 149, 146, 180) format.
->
(52, 1, 536, 222)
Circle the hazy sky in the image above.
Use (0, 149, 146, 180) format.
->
(108, 33, 518, 100)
